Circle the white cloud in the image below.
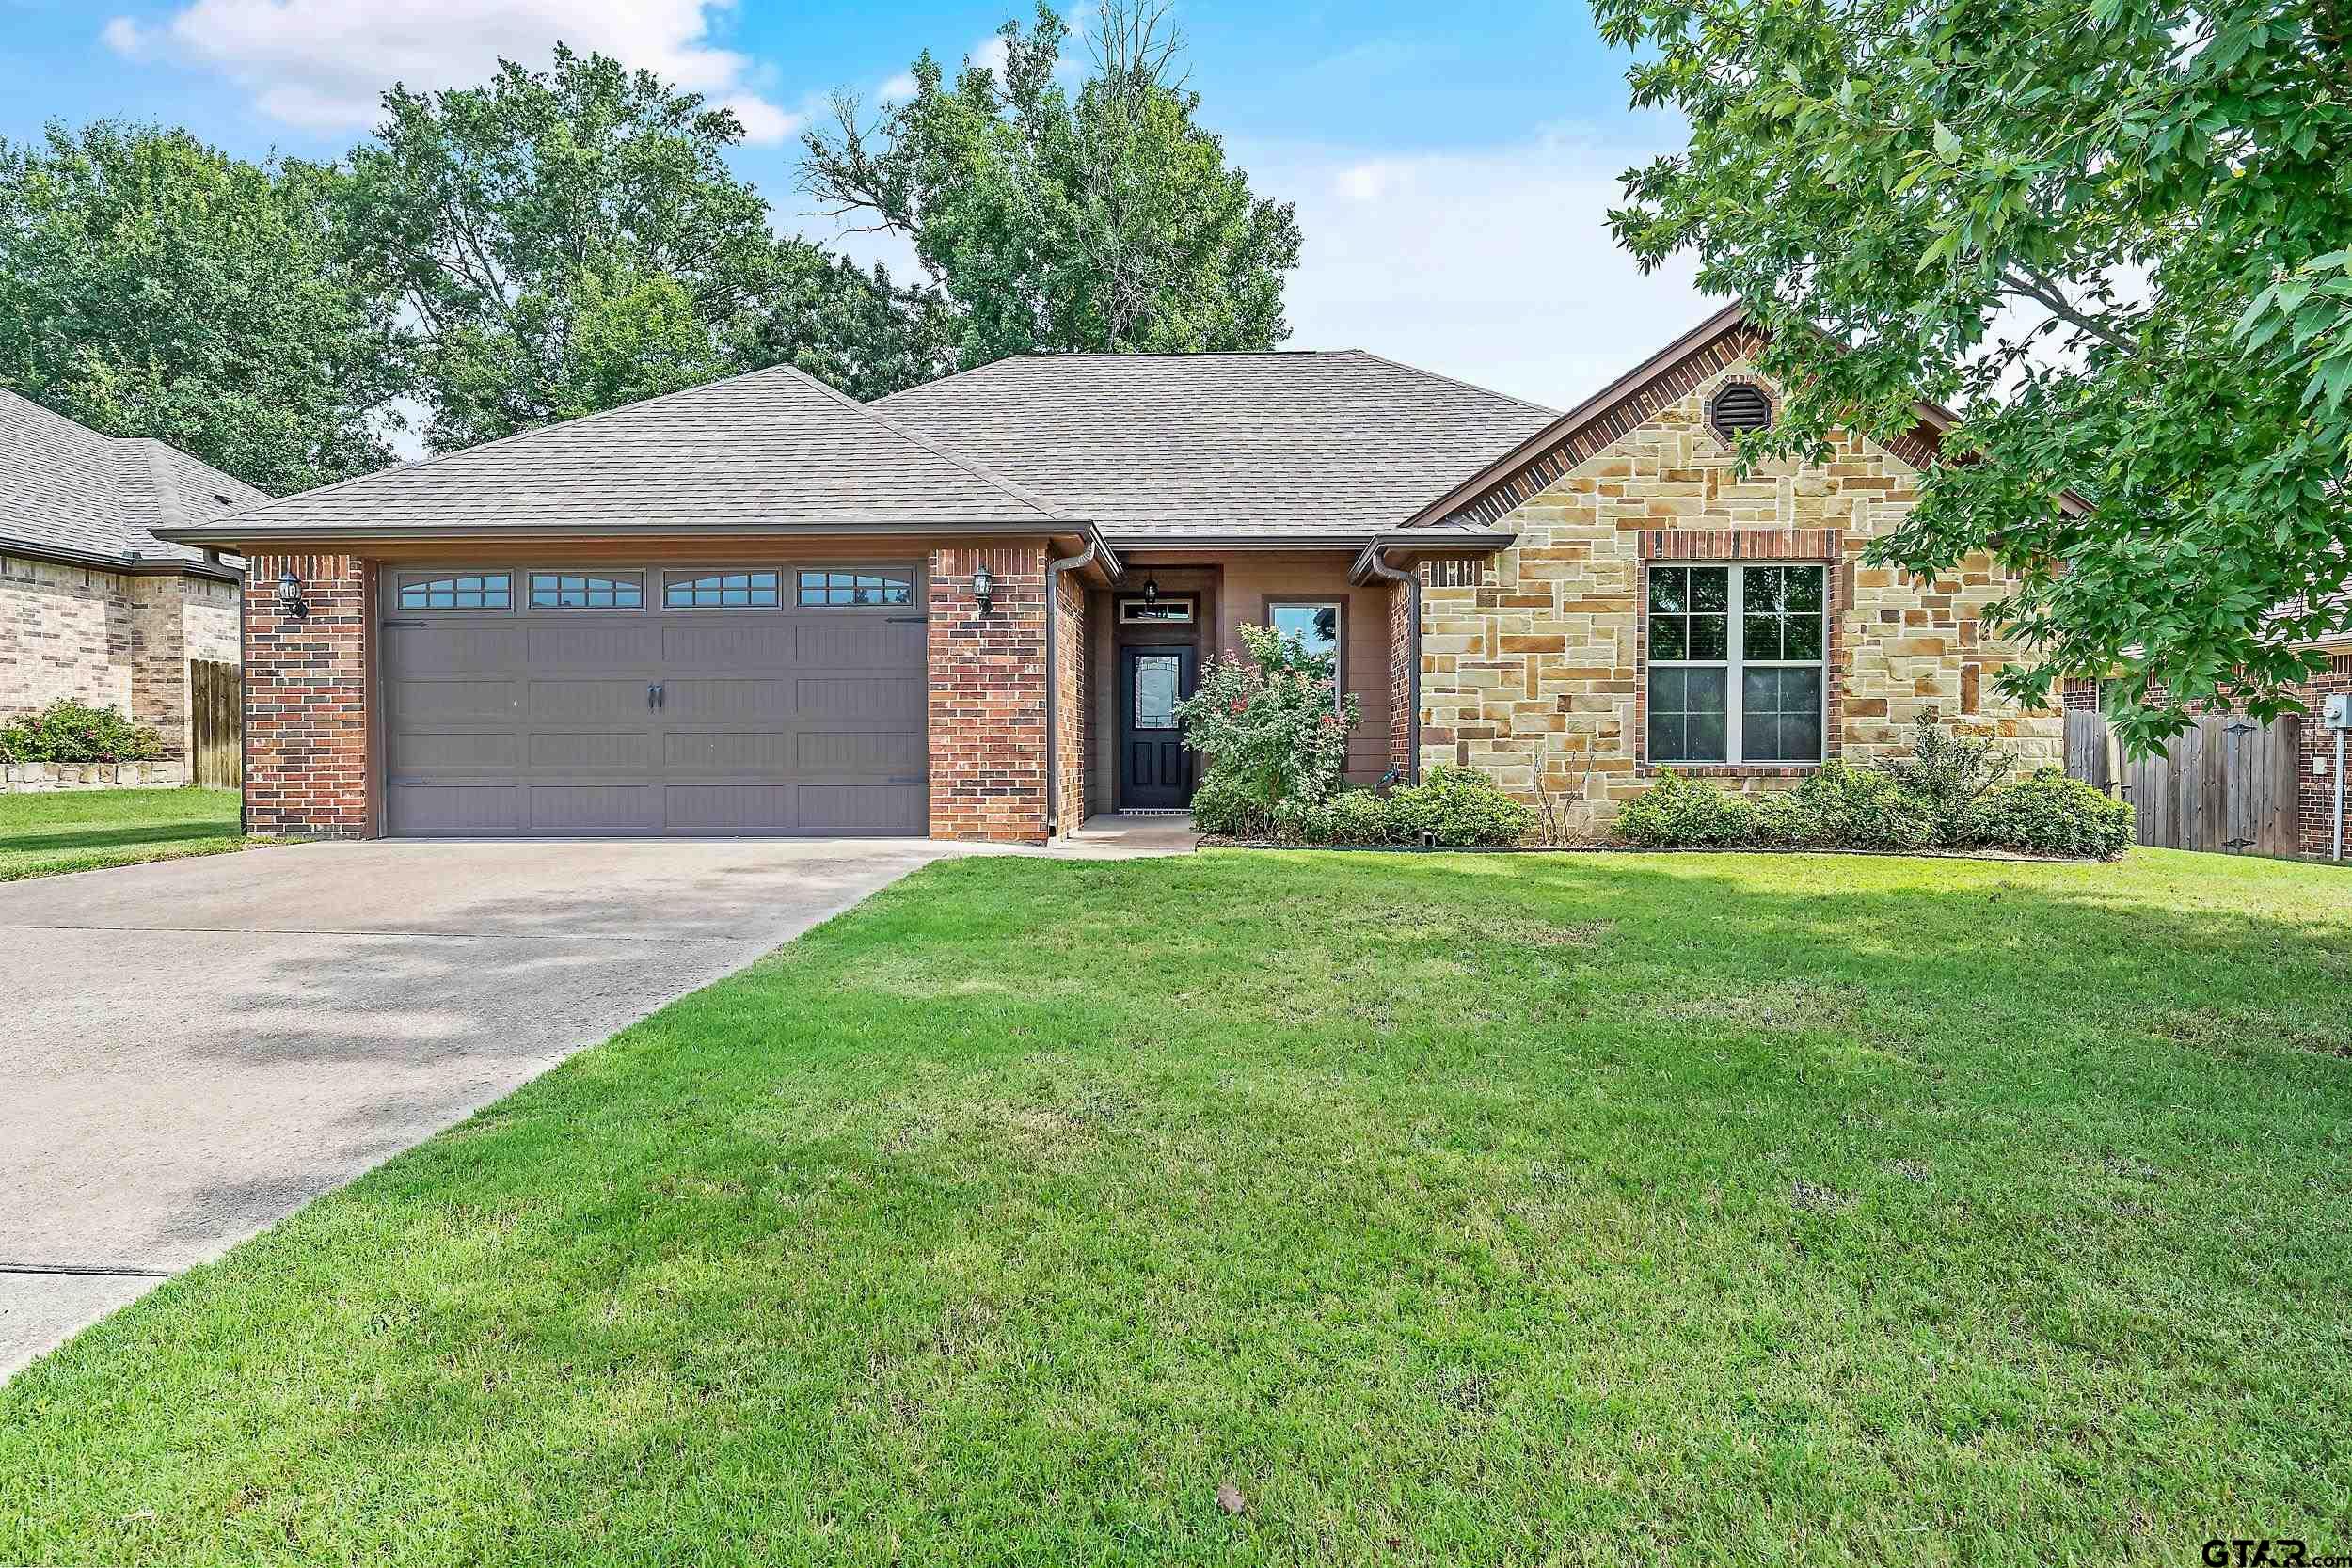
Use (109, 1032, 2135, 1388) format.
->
(1254, 125, 1713, 412)
(877, 71, 919, 105)
(101, 0, 798, 143)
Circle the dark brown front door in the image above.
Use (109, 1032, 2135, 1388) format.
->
(1120, 646, 1196, 809)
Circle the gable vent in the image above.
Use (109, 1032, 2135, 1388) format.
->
(1708, 381, 1773, 442)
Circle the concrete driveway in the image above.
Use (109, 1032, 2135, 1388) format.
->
(0, 836, 962, 1378)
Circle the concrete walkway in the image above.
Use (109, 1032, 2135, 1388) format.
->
(0, 836, 964, 1378)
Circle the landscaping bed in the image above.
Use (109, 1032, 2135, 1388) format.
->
(5, 848, 2348, 1563)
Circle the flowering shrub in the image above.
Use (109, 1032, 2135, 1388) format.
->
(0, 699, 167, 764)
(1178, 622, 1359, 829)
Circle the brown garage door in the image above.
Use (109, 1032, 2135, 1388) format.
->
(381, 564, 929, 835)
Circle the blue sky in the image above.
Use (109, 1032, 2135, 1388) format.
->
(0, 1, 1710, 413)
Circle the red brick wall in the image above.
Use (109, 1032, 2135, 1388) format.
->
(243, 553, 371, 837)
(928, 544, 1050, 844)
(2293, 656, 2352, 859)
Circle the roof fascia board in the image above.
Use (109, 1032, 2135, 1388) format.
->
(0, 534, 241, 581)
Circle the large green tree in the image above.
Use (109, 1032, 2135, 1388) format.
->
(0, 121, 402, 494)
(800, 0, 1302, 367)
(344, 45, 945, 452)
(1595, 0, 2352, 749)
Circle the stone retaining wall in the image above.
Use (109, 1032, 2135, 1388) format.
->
(2, 760, 187, 792)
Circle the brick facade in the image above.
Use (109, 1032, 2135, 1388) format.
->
(1053, 564, 1089, 836)
(928, 543, 1052, 844)
(1417, 361, 2061, 825)
(243, 553, 371, 838)
(1, 552, 240, 775)
(1387, 577, 1413, 778)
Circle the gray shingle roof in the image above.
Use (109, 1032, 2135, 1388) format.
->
(177, 363, 1084, 543)
(0, 388, 260, 572)
(871, 350, 1561, 544)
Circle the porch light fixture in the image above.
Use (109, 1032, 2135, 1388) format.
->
(1143, 575, 1160, 604)
(971, 563, 994, 615)
(275, 566, 308, 618)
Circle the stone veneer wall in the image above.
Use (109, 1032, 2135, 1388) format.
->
(929, 543, 1051, 844)
(1, 554, 242, 774)
(1053, 565, 1089, 835)
(1418, 363, 2062, 821)
(243, 553, 372, 837)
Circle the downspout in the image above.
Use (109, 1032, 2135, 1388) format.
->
(1043, 539, 1100, 841)
(2335, 726, 2344, 862)
(1360, 545, 1421, 784)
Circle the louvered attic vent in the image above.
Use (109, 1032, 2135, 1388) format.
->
(1708, 382, 1773, 441)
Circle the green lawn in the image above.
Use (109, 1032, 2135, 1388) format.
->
(5, 848, 2350, 1563)
(0, 785, 247, 881)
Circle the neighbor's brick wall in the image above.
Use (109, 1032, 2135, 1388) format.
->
(1, 556, 237, 770)
(2293, 656, 2352, 857)
(244, 553, 371, 837)
(929, 544, 1050, 844)
(1054, 564, 1089, 835)
(1419, 362, 2062, 820)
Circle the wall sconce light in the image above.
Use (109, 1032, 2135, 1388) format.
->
(971, 564, 993, 615)
(275, 566, 308, 618)
(1142, 575, 1160, 604)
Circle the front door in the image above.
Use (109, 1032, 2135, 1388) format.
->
(1120, 646, 1196, 809)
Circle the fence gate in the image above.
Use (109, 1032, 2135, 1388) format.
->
(2068, 710, 2301, 855)
(191, 659, 241, 789)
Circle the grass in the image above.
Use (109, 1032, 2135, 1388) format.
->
(0, 785, 249, 881)
(5, 847, 2350, 1563)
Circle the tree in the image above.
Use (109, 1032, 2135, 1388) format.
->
(801, 0, 1302, 368)
(343, 45, 944, 451)
(1594, 0, 2352, 751)
(0, 121, 403, 494)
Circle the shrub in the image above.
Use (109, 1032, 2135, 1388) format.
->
(1877, 712, 2009, 840)
(1960, 768, 2136, 858)
(0, 699, 166, 764)
(1382, 764, 1537, 848)
(1784, 760, 1938, 851)
(1611, 769, 1759, 847)
(1180, 623, 1360, 833)
(1324, 788, 1394, 846)
(1189, 768, 1275, 840)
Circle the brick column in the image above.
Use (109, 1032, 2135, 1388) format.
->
(2296, 656, 2352, 859)
(928, 544, 1050, 844)
(1053, 566, 1089, 835)
(244, 553, 371, 837)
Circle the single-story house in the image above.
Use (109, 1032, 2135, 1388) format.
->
(155, 303, 2063, 844)
(1, 388, 258, 782)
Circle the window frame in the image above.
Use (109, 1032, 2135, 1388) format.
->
(658, 566, 783, 611)
(1264, 596, 1347, 707)
(793, 565, 919, 611)
(389, 569, 515, 613)
(524, 568, 646, 611)
(1645, 562, 1828, 767)
(1118, 594, 1196, 626)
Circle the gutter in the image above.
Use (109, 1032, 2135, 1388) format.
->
(1357, 545, 1422, 785)
(0, 534, 242, 583)
(1043, 538, 1102, 840)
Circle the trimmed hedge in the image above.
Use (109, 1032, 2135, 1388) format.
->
(0, 699, 166, 765)
(1613, 763, 2133, 859)
(1239, 766, 1537, 848)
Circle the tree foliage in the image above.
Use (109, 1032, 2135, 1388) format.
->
(343, 45, 946, 451)
(801, 1, 1302, 367)
(1595, 0, 2352, 751)
(0, 121, 402, 493)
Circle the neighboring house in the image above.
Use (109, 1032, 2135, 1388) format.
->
(0, 388, 259, 781)
(155, 303, 2062, 844)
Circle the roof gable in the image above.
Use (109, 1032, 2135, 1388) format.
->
(873, 350, 1561, 545)
(178, 363, 1084, 544)
(1402, 303, 1949, 531)
(0, 388, 260, 573)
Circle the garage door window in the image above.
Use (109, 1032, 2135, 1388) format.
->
(529, 571, 644, 609)
(395, 572, 511, 610)
(798, 569, 914, 608)
(662, 570, 779, 609)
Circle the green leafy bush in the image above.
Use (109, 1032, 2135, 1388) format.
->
(1324, 789, 1394, 846)
(1959, 768, 2137, 858)
(1876, 711, 2009, 840)
(1181, 623, 1360, 833)
(1611, 768, 1759, 847)
(1382, 765, 1538, 848)
(1777, 761, 1939, 851)
(0, 699, 166, 764)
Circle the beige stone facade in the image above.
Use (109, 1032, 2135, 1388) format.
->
(0, 551, 241, 772)
(1416, 362, 2061, 826)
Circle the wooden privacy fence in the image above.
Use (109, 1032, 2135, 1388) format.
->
(191, 659, 241, 789)
(2065, 708, 2301, 855)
